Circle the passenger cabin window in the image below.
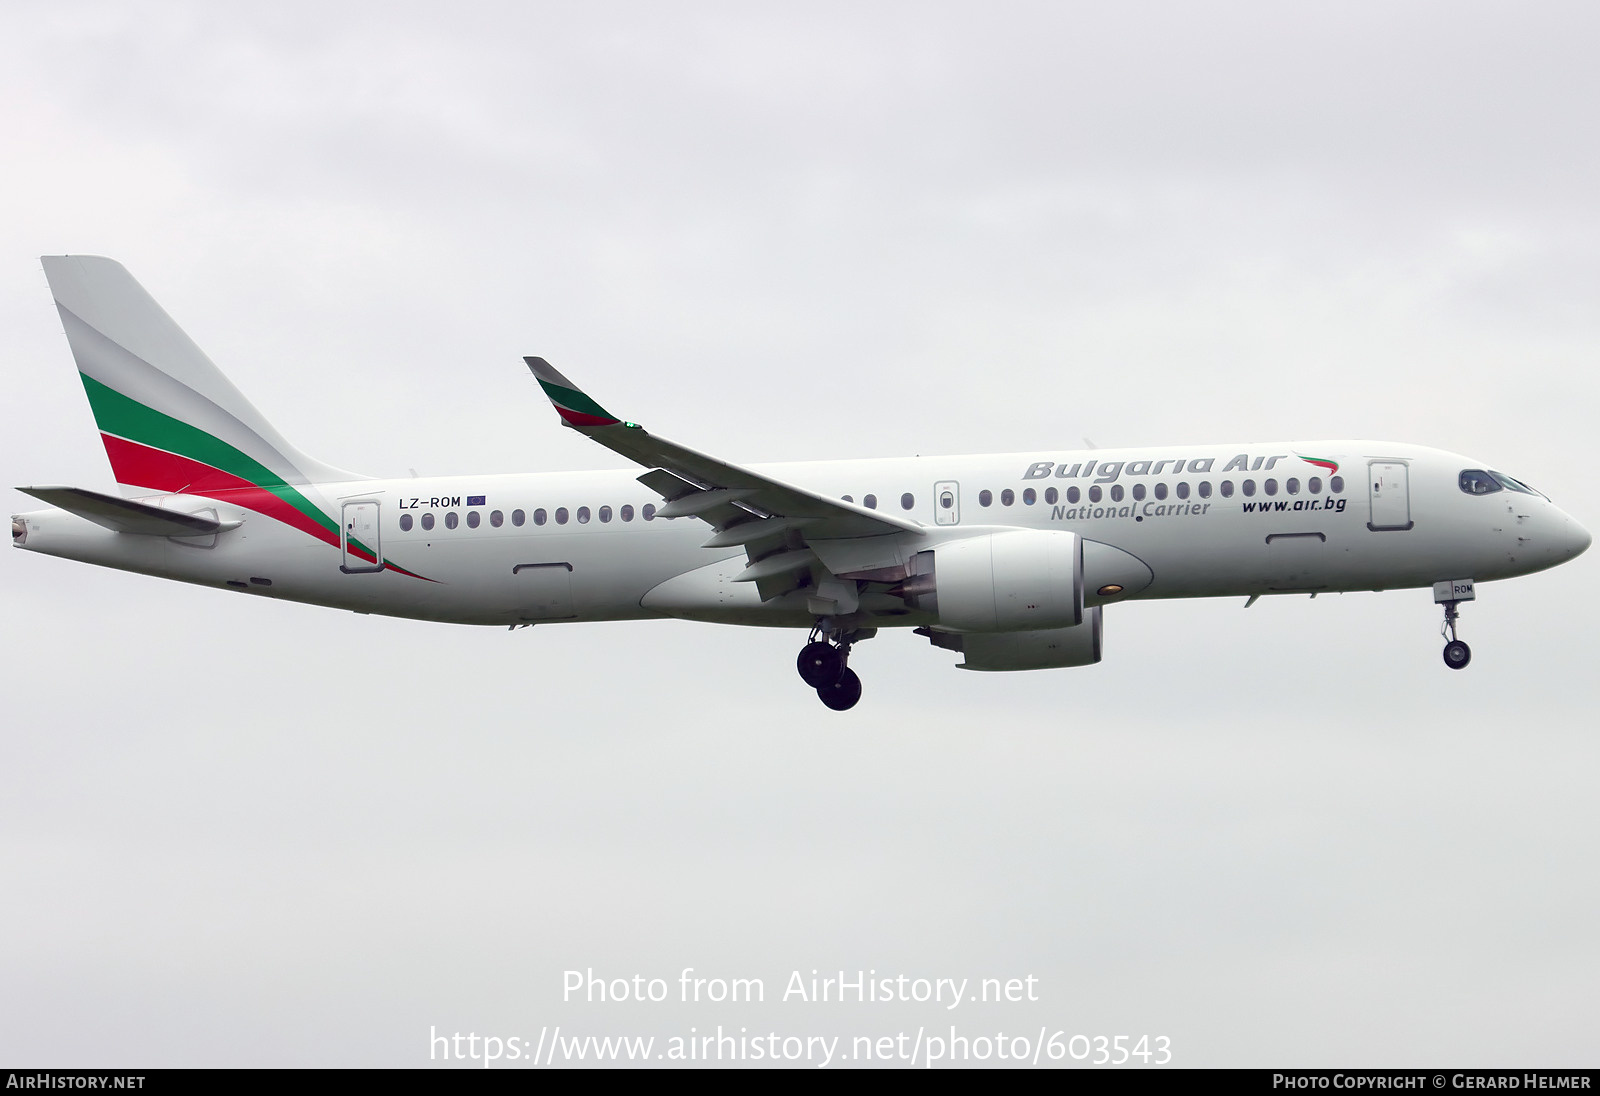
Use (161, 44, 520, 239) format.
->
(512, 509, 526, 527)
(1001, 489, 1014, 506)
(1067, 486, 1080, 503)
(1132, 484, 1145, 501)
(643, 504, 657, 520)
(621, 504, 634, 521)
(1242, 479, 1256, 497)
(577, 506, 590, 524)
(556, 507, 569, 525)
(1044, 488, 1058, 504)
(979, 490, 993, 507)
(1286, 478, 1300, 495)
(533, 508, 546, 526)
(599, 506, 612, 523)
(864, 494, 878, 509)
(1109, 485, 1123, 502)
(1022, 488, 1035, 505)
(1308, 478, 1322, 494)
(1264, 479, 1278, 496)
(400, 514, 413, 531)
(1219, 481, 1233, 498)
(490, 510, 504, 527)
(421, 513, 435, 531)
(467, 511, 481, 529)
(444, 512, 459, 529)
(1154, 483, 1167, 500)
(1330, 475, 1345, 493)
(1089, 486, 1102, 502)
(1198, 481, 1212, 499)
(901, 493, 915, 510)
(1176, 482, 1190, 500)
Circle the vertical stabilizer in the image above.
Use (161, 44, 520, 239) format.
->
(41, 255, 361, 493)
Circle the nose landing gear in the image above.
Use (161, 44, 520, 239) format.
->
(797, 623, 870, 710)
(1434, 579, 1475, 670)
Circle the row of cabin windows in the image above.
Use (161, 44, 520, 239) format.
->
(395, 473, 1355, 533)
(977, 475, 1346, 507)
(839, 493, 917, 511)
(398, 503, 660, 533)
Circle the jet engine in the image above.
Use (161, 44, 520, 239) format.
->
(892, 529, 1083, 633)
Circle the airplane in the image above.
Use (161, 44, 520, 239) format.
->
(12, 256, 1591, 710)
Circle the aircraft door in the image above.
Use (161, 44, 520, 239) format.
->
(1367, 461, 1413, 531)
(341, 501, 384, 573)
(934, 480, 960, 526)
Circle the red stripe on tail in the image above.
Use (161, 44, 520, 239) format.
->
(100, 434, 339, 548)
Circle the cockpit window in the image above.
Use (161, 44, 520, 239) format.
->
(1489, 471, 1540, 496)
(1459, 470, 1501, 495)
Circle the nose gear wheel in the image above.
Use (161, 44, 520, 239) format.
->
(1439, 598, 1472, 670)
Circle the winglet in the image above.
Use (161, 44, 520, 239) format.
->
(525, 357, 622, 428)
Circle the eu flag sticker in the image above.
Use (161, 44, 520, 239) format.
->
(467, 495, 486, 507)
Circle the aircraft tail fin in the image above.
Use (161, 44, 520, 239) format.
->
(40, 255, 361, 494)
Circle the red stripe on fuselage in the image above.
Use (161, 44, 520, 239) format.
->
(100, 433, 342, 549)
(98, 434, 434, 578)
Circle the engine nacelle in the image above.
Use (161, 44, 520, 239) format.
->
(919, 607, 1104, 671)
(896, 529, 1082, 633)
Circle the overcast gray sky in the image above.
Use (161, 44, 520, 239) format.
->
(2, 0, 1597, 1068)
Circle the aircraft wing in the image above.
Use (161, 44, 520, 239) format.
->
(526, 357, 926, 603)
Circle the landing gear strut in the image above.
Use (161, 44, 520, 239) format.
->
(1434, 579, 1474, 670)
(797, 623, 867, 709)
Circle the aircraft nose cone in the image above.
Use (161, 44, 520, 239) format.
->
(1560, 515, 1592, 561)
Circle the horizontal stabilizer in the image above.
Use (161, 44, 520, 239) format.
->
(17, 486, 232, 536)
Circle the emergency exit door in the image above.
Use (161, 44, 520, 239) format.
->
(934, 481, 960, 525)
(341, 501, 384, 573)
(1367, 462, 1413, 531)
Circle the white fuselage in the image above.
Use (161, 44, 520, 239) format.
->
(12, 441, 1590, 629)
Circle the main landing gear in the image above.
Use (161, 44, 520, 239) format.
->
(1434, 579, 1475, 670)
(797, 624, 867, 710)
